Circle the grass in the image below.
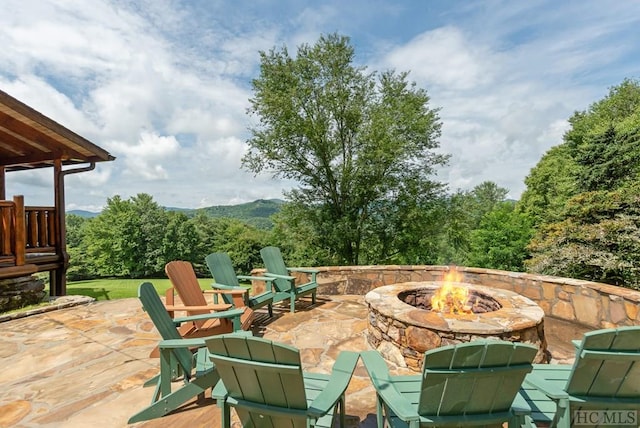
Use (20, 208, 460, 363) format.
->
(2, 277, 244, 316)
(59, 278, 214, 301)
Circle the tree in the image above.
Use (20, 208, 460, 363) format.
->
(243, 33, 447, 265)
(84, 194, 168, 277)
(468, 181, 509, 224)
(519, 79, 640, 227)
(66, 214, 94, 280)
(567, 78, 640, 192)
(190, 213, 269, 275)
(212, 218, 269, 275)
(565, 78, 640, 150)
(268, 202, 335, 266)
(433, 182, 510, 266)
(517, 144, 579, 227)
(468, 202, 533, 271)
(523, 79, 640, 288)
(527, 184, 640, 289)
(161, 211, 200, 269)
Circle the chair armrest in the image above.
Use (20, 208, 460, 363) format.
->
(159, 337, 207, 349)
(237, 275, 275, 284)
(211, 282, 245, 291)
(208, 288, 248, 296)
(264, 272, 296, 281)
(173, 307, 245, 324)
(160, 330, 251, 349)
(287, 267, 318, 281)
(165, 303, 232, 312)
(210, 283, 251, 307)
(523, 373, 569, 400)
(307, 351, 359, 417)
(360, 351, 420, 422)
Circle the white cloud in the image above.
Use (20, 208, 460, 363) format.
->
(378, 3, 640, 199)
(1, 0, 639, 210)
(108, 131, 179, 180)
(385, 26, 498, 91)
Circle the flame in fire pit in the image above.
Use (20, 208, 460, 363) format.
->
(431, 268, 474, 314)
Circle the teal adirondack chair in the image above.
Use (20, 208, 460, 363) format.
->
(129, 281, 246, 423)
(521, 326, 640, 428)
(206, 334, 359, 428)
(205, 252, 276, 317)
(361, 341, 538, 428)
(260, 246, 319, 312)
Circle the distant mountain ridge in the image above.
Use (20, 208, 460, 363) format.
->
(68, 199, 284, 229)
(67, 209, 100, 218)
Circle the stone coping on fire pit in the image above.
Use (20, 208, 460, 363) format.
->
(366, 282, 545, 335)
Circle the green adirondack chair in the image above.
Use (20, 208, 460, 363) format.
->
(361, 341, 538, 428)
(259, 246, 319, 312)
(206, 334, 359, 428)
(521, 326, 640, 428)
(205, 252, 276, 317)
(129, 281, 246, 423)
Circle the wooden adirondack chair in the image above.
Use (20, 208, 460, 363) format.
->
(361, 341, 538, 428)
(129, 282, 246, 423)
(206, 334, 359, 428)
(259, 246, 319, 313)
(521, 326, 640, 428)
(165, 260, 255, 333)
(205, 252, 276, 317)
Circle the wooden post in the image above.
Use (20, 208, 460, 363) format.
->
(53, 159, 68, 296)
(13, 195, 25, 266)
(0, 167, 5, 200)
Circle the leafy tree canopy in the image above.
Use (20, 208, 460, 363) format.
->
(468, 202, 533, 272)
(527, 183, 640, 289)
(523, 78, 640, 289)
(243, 33, 447, 265)
(517, 144, 579, 226)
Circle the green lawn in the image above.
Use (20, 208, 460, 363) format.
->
(61, 278, 214, 301)
(2, 278, 218, 316)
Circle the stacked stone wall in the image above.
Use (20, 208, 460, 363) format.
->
(307, 265, 640, 328)
(0, 275, 46, 312)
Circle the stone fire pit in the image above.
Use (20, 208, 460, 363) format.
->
(365, 281, 548, 370)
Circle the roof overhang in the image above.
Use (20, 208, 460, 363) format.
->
(0, 89, 115, 172)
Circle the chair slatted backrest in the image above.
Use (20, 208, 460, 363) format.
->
(419, 341, 537, 416)
(205, 252, 242, 288)
(165, 261, 210, 323)
(207, 335, 308, 410)
(138, 282, 194, 374)
(567, 326, 640, 398)
(260, 246, 292, 293)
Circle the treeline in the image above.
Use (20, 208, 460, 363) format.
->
(65, 182, 531, 281)
(66, 194, 269, 280)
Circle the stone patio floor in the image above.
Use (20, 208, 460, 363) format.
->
(0, 294, 588, 428)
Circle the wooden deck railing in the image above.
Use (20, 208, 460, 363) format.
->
(0, 198, 22, 266)
(0, 195, 60, 277)
(25, 205, 57, 253)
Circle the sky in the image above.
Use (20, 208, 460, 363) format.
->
(1, 0, 639, 212)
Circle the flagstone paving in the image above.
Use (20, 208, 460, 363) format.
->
(0, 293, 586, 428)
